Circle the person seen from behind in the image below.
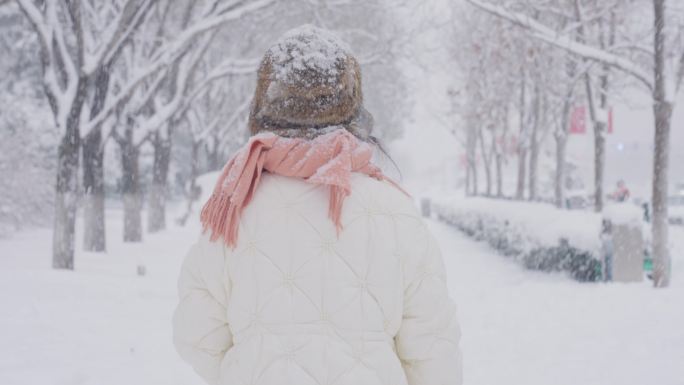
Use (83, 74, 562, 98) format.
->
(172, 25, 462, 385)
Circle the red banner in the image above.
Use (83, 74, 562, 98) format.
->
(570, 106, 614, 134)
(570, 106, 586, 134)
(608, 108, 613, 134)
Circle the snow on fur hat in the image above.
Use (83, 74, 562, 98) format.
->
(248, 25, 373, 138)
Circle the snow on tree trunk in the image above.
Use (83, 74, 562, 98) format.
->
(119, 123, 142, 243)
(148, 131, 171, 233)
(53, 115, 82, 269)
(651, 0, 671, 288)
(82, 128, 106, 252)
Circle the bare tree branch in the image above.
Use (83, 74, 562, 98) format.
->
(466, 0, 654, 91)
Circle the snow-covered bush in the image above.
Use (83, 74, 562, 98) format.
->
(431, 196, 603, 281)
(0, 8, 56, 236)
(0, 98, 55, 236)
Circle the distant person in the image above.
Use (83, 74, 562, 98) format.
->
(609, 180, 630, 202)
(172, 25, 462, 385)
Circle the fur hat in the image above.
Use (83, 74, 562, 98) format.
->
(248, 25, 372, 138)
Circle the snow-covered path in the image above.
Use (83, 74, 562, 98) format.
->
(0, 212, 683, 385)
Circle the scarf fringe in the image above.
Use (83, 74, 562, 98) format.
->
(329, 186, 348, 235)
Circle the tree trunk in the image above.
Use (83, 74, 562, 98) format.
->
(582, 71, 605, 212)
(466, 124, 478, 196)
(82, 128, 106, 252)
(206, 136, 222, 171)
(555, 96, 573, 209)
(465, 153, 471, 197)
(593, 49, 611, 213)
(516, 71, 527, 200)
(554, 133, 568, 208)
(82, 65, 110, 252)
(528, 125, 539, 201)
(483, 159, 491, 196)
(123, 192, 142, 242)
(120, 126, 142, 243)
(148, 131, 171, 233)
(573, 1, 610, 213)
(652, 100, 672, 287)
(528, 84, 542, 202)
(53, 130, 80, 269)
(52, 77, 86, 269)
(651, 0, 671, 287)
(516, 149, 527, 200)
(592, 120, 606, 212)
(495, 152, 503, 198)
(178, 141, 202, 225)
(556, 50, 576, 209)
(479, 129, 492, 196)
(471, 160, 479, 196)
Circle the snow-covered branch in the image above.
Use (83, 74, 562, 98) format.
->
(466, 0, 654, 92)
(83, 0, 156, 74)
(82, 0, 274, 137)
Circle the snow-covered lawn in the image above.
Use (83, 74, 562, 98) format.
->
(1, 209, 683, 385)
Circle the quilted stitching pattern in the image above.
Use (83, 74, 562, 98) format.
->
(173, 174, 462, 385)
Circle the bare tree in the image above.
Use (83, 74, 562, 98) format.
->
(16, 0, 277, 262)
(467, 0, 681, 286)
(554, 50, 579, 208)
(571, 1, 617, 212)
(15, 0, 157, 267)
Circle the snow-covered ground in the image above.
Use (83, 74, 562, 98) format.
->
(1, 208, 683, 385)
(436, 221, 684, 385)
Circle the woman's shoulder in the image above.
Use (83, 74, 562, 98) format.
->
(349, 173, 418, 213)
(251, 172, 419, 218)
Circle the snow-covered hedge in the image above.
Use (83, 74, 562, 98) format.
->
(431, 196, 604, 281)
(0, 95, 55, 237)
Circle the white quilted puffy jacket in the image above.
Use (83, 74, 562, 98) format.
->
(173, 173, 462, 385)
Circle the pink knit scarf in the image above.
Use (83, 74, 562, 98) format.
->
(201, 129, 404, 247)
